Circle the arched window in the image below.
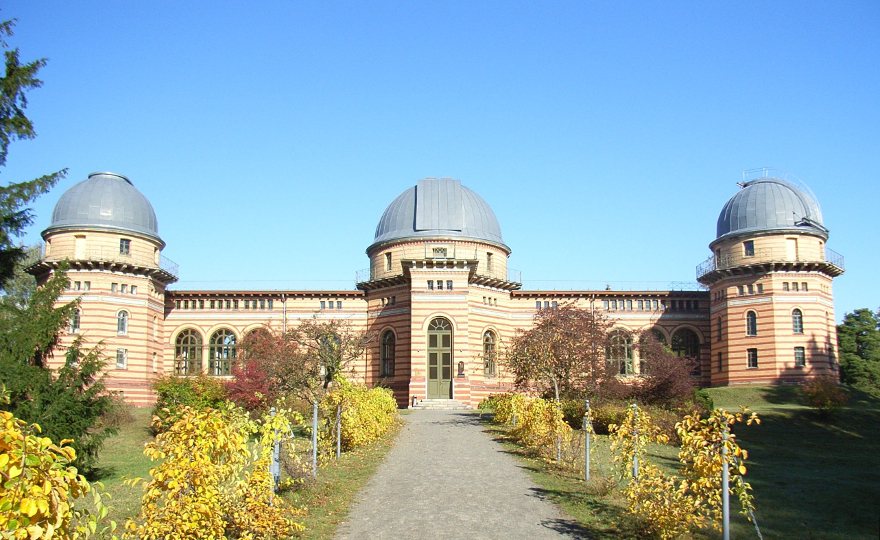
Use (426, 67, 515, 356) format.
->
(746, 311, 757, 336)
(672, 328, 700, 358)
(607, 329, 634, 376)
(792, 309, 804, 334)
(69, 309, 81, 334)
(651, 328, 667, 346)
(672, 328, 701, 376)
(117, 311, 129, 335)
(175, 329, 202, 376)
(209, 329, 236, 376)
(483, 331, 497, 376)
(381, 331, 396, 377)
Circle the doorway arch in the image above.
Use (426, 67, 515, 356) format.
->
(427, 317, 453, 399)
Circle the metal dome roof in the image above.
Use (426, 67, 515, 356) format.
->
(715, 177, 826, 241)
(43, 172, 163, 245)
(369, 178, 508, 252)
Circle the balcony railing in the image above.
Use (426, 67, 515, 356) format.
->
(25, 242, 180, 279)
(521, 280, 706, 292)
(696, 246, 845, 280)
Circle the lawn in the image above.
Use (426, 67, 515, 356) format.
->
(481, 386, 880, 540)
(87, 406, 401, 539)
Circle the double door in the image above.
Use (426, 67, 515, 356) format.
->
(427, 319, 452, 399)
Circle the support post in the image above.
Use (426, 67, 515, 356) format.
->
(584, 399, 591, 482)
(336, 403, 342, 459)
(632, 403, 639, 480)
(722, 423, 730, 540)
(270, 406, 280, 492)
(311, 400, 318, 477)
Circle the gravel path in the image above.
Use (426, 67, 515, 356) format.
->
(333, 410, 590, 540)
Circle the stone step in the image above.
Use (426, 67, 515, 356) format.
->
(409, 399, 473, 410)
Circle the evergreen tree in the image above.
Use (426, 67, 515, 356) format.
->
(0, 18, 67, 289)
(837, 308, 880, 397)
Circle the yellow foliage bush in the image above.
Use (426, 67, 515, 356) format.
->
(491, 392, 528, 426)
(0, 409, 115, 540)
(493, 393, 577, 464)
(124, 404, 304, 540)
(610, 405, 760, 539)
(319, 377, 398, 457)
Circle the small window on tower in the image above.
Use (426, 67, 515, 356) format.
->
(437, 280, 443, 290)
(111, 283, 118, 293)
(792, 282, 799, 292)
(427, 280, 434, 290)
(83, 281, 90, 291)
(385, 252, 392, 271)
(446, 280, 453, 290)
(801, 282, 808, 292)
(120, 239, 131, 255)
(131, 285, 137, 295)
(743, 241, 755, 257)
(757, 284, 763, 294)
(121, 284, 128, 294)
(783, 282, 789, 291)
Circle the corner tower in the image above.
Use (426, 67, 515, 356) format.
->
(697, 172, 844, 385)
(28, 172, 178, 404)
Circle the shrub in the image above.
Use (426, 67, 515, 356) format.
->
(0, 407, 115, 539)
(152, 374, 228, 432)
(320, 377, 398, 456)
(125, 404, 305, 539)
(590, 401, 629, 435)
(802, 376, 849, 416)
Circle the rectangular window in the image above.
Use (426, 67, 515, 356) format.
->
(660, 300, 666, 310)
(437, 280, 443, 290)
(320, 301, 326, 310)
(116, 349, 127, 369)
(244, 300, 250, 310)
(260, 299, 266, 309)
(175, 300, 181, 309)
(328, 300, 334, 309)
(611, 300, 617, 310)
(551, 301, 558, 309)
(183, 300, 189, 309)
(267, 299, 273, 309)
(233, 299, 239, 310)
(637, 300, 644, 310)
(744, 240, 755, 256)
(84, 281, 90, 291)
(747, 284, 754, 295)
(120, 239, 131, 255)
(544, 301, 550, 308)
(111, 283, 118, 293)
(626, 299, 632, 310)
(385, 252, 392, 271)
(757, 284, 763, 294)
(446, 280, 453, 290)
(783, 282, 789, 291)
(487, 252, 493, 273)
(738, 285, 744, 296)
(602, 300, 609, 309)
(427, 280, 434, 290)
(747, 348, 758, 369)
(337, 301, 342, 309)
(198, 300, 204, 309)
(653, 300, 659, 310)
(152, 353, 157, 373)
(225, 299, 231, 309)
(693, 300, 699, 310)
(801, 282, 808, 292)
(210, 300, 216, 309)
(121, 284, 128, 294)
(391, 296, 396, 305)
(795, 347, 806, 367)
(130, 285, 137, 294)
(717, 352, 723, 372)
(74, 281, 81, 291)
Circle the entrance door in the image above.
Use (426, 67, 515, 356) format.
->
(427, 318, 453, 399)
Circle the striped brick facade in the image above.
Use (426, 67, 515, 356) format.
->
(29, 175, 844, 408)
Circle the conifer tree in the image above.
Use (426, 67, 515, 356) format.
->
(837, 307, 880, 397)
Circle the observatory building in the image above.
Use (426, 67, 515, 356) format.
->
(27, 172, 845, 406)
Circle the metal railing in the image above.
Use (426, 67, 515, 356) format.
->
(520, 280, 706, 292)
(24, 242, 180, 279)
(696, 246, 845, 279)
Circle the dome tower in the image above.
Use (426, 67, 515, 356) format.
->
(28, 172, 178, 405)
(697, 172, 844, 386)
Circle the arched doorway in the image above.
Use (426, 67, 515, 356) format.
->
(427, 317, 453, 399)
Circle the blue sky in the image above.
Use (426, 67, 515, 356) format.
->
(3, 1, 878, 321)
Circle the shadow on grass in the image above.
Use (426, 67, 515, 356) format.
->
(757, 384, 803, 405)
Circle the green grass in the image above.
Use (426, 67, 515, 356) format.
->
(87, 406, 400, 538)
(482, 387, 880, 540)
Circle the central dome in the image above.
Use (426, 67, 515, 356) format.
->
(369, 178, 507, 252)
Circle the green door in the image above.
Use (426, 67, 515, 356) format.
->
(427, 318, 453, 399)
